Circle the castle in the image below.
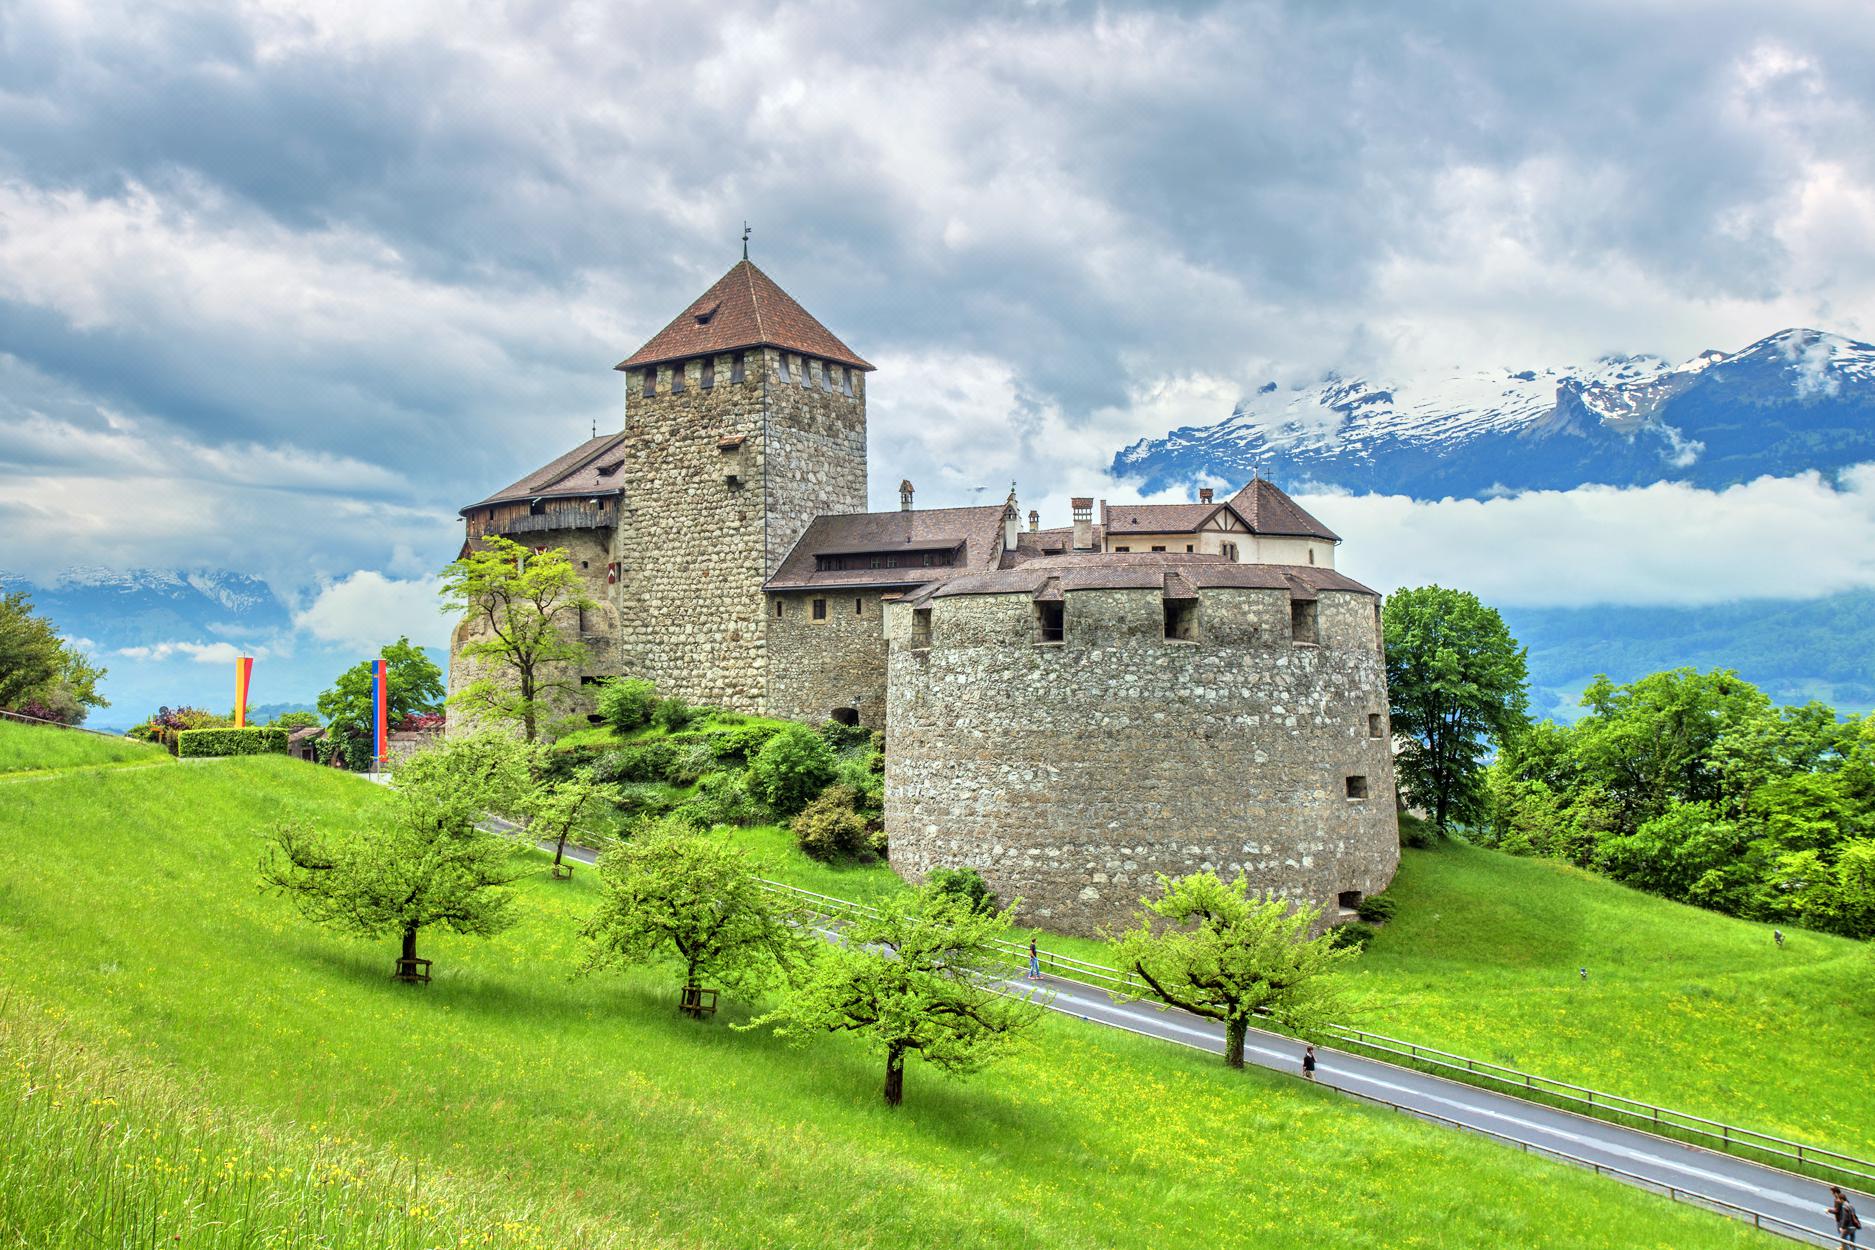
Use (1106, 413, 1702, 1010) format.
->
(451, 258, 1399, 934)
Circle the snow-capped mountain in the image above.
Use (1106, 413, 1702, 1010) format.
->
(1113, 329, 1875, 498)
(1, 568, 290, 649)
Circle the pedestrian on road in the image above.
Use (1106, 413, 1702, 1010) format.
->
(1829, 1186, 1860, 1247)
(1028, 938, 1041, 982)
(1302, 1044, 1317, 1082)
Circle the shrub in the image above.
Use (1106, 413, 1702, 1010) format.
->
(816, 720, 875, 752)
(672, 770, 767, 829)
(595, 678, 657, 733)
(926, 866, 998, 913)
(1355, 892, 1398, 924)
(790, 785, 880, 860)
(651, 697, 695, 733)
(593, 740, 677, 784)
(748, 725, 838, 816)
(711, 721, 785, 764)
(615, 782, 684, 821)
(139, 706, 232, 755)
(1327, 921, 1378, 951)
(664, 740, 717, 787)
(1399, 813, 1437, 849)
(176, 727, 289, 758)
(834, 748, 884, 813)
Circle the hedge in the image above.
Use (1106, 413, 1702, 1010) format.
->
(176, 727, 290, 758)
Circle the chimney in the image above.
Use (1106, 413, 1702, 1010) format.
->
(899, 479, 914, 512)
(1028, 509, 1039, 533)
(1071, 497, 1094, 551)
(1199, 487, 1214, 504)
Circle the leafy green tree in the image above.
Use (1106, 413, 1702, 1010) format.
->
(261, 734, 537, 979)
(441, 536, 596, 742)
(580, 822, 811, 1013)
(267, 710, 324, 731)
(1384, 586, 1529, 832)
(1571, 669, 1770, 827)
(316, 637, 444, 744)
(748, 723, 837, 816)
(1113, 872, 1356, 1070)
(747, 885, 1043, 1106)
(1763, 839, 1875, 939)
(595, 678, 656, 733)
(528, 766, 622, 875)
(0, 590, 108, 724)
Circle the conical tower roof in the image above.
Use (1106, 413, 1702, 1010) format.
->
(614, 259, 873, 372)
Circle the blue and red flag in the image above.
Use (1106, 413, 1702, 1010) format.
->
(371, 658, 389, 768)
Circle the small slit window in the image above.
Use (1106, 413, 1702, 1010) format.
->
(1369, 713, 1383, 739)
(731, 353, 747, 384)
(775, 599, 785, 618)
(701, 357, 715, 389)
(1163, 597, 1197, 642)
(841, 367, 854, 396)
(778, 355, 791, 383)
(1346, 775, 1369, 800)
(1036, 600, 1065, 644)
(670, 363, 686, 394)
(1291, 599, 1319, 645)
(812, 598, 828, 621)
(641, 369, 656, 399)
(911, 607, 933, 648)
(854, 597, 864, 615)
(819, 361, 834, 391)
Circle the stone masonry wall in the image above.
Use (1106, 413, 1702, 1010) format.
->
(766, 589, 890, 727)
(883, 585, 1398, 936)
(611, 348, 865, 713)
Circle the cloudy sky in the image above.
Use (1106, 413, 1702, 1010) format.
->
(3, 0, 1874, 660)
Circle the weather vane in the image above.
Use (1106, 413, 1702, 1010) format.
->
(742, 221, 751, 260)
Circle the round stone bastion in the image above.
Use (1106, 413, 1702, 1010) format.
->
(882, 558, 1400, 937)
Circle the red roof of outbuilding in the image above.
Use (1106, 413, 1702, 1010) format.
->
(615, 260, 873, 372)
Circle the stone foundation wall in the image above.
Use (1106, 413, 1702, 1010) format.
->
(766, 589, 889, 727)
(883, 585, 1398, 936)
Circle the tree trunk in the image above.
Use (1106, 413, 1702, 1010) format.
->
(682, 956, 701, 1018)
(393, 924, 423, 983)
(1225, 1019, 1247, 1069)
(520, 667, 537, 742)
(883, 1044, 906, 1107)
(553, 834, 566, 868)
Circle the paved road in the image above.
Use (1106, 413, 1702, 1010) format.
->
(549, 838, 1863, 1244)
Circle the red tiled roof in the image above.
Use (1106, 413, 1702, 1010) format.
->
(461, 433, 626, 513)
(1102, 501, 1222, 534)
(766, 506, 1005, 591)
(615, 260, 873, 372)
(1228, 478, 1340, 541)
(904, 552, 1374, 603)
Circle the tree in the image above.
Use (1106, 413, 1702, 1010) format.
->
(316, 637, 445, 752)
(261, 734, 537, 979)
(528, 766, 622, 875)
(1384, 586, 1529, 832)
(580, 822, 811, 1013)
(441, 536, 596, 741)
(595, 678, 656, 733)
(0, 590, 109, 725)
(748, 723, 837, 816)
(1112, 872, 1355, 1069)
(747, 885, 1043, 1106)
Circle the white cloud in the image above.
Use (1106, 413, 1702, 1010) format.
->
(1318, 464, 1875, 608)
(115, 640, 257, 664)
(296, 571, 447, 651)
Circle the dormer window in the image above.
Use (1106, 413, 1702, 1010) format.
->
(693, 300, 720, 325)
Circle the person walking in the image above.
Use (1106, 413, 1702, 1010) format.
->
(1302, 1044, 1317, 1082)
(1829, 1186, 1860, 1247)
(1027, 938, 1041, 982)
(1774, 929, 1786, 948)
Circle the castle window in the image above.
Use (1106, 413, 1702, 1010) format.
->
(1291, 599, 1319, 645)
(641, 369, 655, 399)
(911, 607, 933, 649)
(1337, 890, 1363, 911)
(1151, 545, 1167, 553)
(1163, 597, 1197, 642)
(1369, 713, 1383, 739)
(854, 597, 864, 615)
(579, 675, 612, 687)
(775, 599, 784, 617)
(1308, 548, 1315, 565)
(884, 555, 898, 568)
(778, 354, 792, 383)
(701, 357, 715, 389)
(1186, 544, 1195, 552)
(869, 555, 884, 569)
(731, 353, 746, 384)
(820, 362, 834, 391)
(1036, 600, 1065, 644)
(840, 367, 854, 396)
(812, 598, 828, 621)
(1223, 541, 1240, 562)
(670, 363, 686, 394)
(1345, 775, 1369, 801)
(800, 357, 814, 388)
(1114, 545, 1130, 553)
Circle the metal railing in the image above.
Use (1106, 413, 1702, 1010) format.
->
(0, 708, 126, 739)
(750, 874, 1875, 1192)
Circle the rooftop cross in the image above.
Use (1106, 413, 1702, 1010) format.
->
(742, 221, 751, 260)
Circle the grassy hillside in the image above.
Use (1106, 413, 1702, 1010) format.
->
(729, 820, 1875, 1159)
(1352, 841, 1875, 1156)
(0, 718, 165, 774)
(0, 741, 1770, 1248)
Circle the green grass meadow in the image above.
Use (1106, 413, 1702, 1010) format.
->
(0, 718, 166, 775)
(0, 731, 1780, 1249)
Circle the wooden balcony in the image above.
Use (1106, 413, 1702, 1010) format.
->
(467, 504, 611, 538)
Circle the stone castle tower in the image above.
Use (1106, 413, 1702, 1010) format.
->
(608, 260, 873, 710)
